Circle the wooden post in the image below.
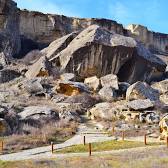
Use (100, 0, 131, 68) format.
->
(83, 136, 86, 145)
(144, 134, 147, 145)
(166, 136, 168, 148)
(51, 142, 54, 154)
(0, 141, 3, 152)
(122, 131, 125, 141)
(112, 126, 115, 135)
(89, 143, 92, 156)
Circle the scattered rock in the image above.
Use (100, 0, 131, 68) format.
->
(98, 86, 117, 101)
(139, 111, 160, 124)
(127, 99, 154, 110)
(21, 78, 44, 95)
(100, 74, 119, 90)
(84, 76, 101, 91)
(18, 106, 58, 120)
(60, 73, 76, 81)
(59, 111, 81, 122)
(89, 102, 126, 121)
(54, 103, 85, 115)
(63, 93, 101, 108)
(56, 81, 91, 96)
(126, 81, 160, 101)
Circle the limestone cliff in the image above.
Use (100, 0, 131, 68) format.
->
(0, 0, 20, 58)
(127, 24, 168, 55)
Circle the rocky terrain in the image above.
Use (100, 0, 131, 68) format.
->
(1, 0, 168, 152)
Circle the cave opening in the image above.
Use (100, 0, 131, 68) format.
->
(117, 58, 134, 83)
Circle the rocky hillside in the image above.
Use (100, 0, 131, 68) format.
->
(1, 0, 168, 146)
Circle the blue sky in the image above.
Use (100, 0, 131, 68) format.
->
(14, 0, 167, 34)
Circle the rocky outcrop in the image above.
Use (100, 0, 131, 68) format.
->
(49, 25, 166, 83)
(0, 0, 20, 58)
(127, 24, 168, 55)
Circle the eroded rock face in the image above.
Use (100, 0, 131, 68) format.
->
(127, 24, 168, 55)
(50, 25, 166, 83)
(0, 0, 20, 58)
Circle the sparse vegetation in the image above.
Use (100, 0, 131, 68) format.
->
(56, 140, 163, 154)
(1, 146, 168, 168)
(0, 121, 78, 154)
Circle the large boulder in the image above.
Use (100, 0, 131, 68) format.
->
(54, 103, 85, 115)
(127, 99, 154, 110)
(59, 111, 81, 122)
(20, 78, 44, 95)
(98, 86, 116, 101)
(63, 93, 101, 109)
(18, 106, 58, 121)
(50, 25, 166, 83)
(126, 81, 160, 101)
(151, 80, 168, 104)
(84, 76, 101, 91)
(88, 102, 127, 121)
(100, 74, 119, 90)
(56, 81, 91, 96)
(159, 115, 168, 139)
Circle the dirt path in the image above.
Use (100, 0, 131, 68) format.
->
(0, 118, 162, 161)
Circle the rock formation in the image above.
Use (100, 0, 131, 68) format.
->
(49, 25, 166, 83)
(127, 24, 168, 55)
(0, 0, 20, 58)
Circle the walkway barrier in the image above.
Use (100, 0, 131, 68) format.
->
(89, 143, 92, 156)
(0, 141, 3, 153)
(51, 142, 54, 154)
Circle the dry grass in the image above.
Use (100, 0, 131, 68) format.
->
(56, 140, 163, 154)
(0, 121, 78, 154)
(1, 147, 168, 168)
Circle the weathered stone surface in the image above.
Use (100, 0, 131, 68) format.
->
(54, 103, 85, 115)
(152, 79, 168, 94)
(0, 69, 20, 83)
(84, 76, 101, 91)
(18, 106, 58, 120)
(0, 0, 20, 58)
(59, 111, 81, 122)
(60, 73, 75, 81)
(139, 111, 160, 124)
(100, 74, 119, 90)
(127, 99, 154, 110)
(21, 78, 44, 95)
(126, 81, 160, 101)
(50, 25, 166, 83)
(89, 102, 126, 121)
(19, 10, 125, 51)
(98, 86, 116, 101)
(42, 32, 78, 59)
(25, 56, 51, 79)
(63, 93, 101, 109)
(127, 24, 168, 55)
(56, 81, 91, 96)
